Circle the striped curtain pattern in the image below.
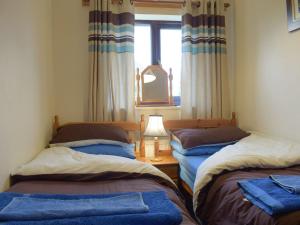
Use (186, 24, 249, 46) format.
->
(88, 0, 135, 122)
(181, 0, 230, 119)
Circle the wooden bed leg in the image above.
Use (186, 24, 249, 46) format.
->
(140, 115, 145, 157)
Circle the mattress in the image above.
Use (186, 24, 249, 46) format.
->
(178, 166, 195, 190)
(172, 151, 211, 190)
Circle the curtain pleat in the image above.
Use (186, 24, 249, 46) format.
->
(181, 0, 231, 119)
(88, 0, 135, 122)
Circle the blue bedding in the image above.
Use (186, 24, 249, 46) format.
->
(270, 175, 300, 194)
(238, 178, 300, 215)
(0, 193, 148, 221)
(71, 143, 135, 159)
(179, 166, 195, 190)
(173, 151, 210, 190)
(170, 140, 234, 156)
(0, 191, 182, 225)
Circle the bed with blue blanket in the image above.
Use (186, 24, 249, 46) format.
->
(5, 121, 197, 225)
(0, 192, 182, 225)
(191, 133, 300, 225)
(196, 167, 300, 225)
(165, 116, 300, 225)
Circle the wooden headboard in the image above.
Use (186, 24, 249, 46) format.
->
(163, 112, 237, 130)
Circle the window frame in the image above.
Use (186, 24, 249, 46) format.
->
(135, 20, 181, 65)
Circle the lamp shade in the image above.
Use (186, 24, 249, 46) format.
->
(144, 115, 168, 137)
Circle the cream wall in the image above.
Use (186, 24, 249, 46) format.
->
(0, 0, 54, 190)
(235, 0, 300, 141)
(52, 0, 90, 123)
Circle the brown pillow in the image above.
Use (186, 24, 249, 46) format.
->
(172, 126, 250, 149)
(50, 124, 130, 144)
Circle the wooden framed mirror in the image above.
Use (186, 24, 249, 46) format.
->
(136, 65, 173, 106)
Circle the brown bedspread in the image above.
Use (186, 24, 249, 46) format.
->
(7, 177, 197, 225)
(196, 166, 300, 225)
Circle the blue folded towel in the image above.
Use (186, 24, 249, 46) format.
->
(0, 191, 182, 225)
(238, 178, 300, 215)
(270, 175, 300, 194)
(0, 192, 148, 221)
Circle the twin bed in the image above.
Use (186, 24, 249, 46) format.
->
(3, 114, 300, 225)
(4, 117, 196, 225)
(165, 113, 300, 225)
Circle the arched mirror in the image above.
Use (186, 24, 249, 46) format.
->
(136, 65, 173, 106)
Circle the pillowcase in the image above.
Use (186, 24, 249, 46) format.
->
(71, 144, 135, 159)
(51, 139, 135, 159)
(170, 140, 236, 156)
(50, 124, 130, 144)
(172, 126, 250, 149)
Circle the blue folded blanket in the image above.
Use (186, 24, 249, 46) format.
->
(0, 191, 182, 225)
(270, 175, 300, 194)
(238, 178, 300, 215)
(0, 192, 148, 221)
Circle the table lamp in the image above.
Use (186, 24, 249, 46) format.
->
(144, 115, 168, 162)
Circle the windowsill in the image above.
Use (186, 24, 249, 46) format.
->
(135, 105, 180, 110)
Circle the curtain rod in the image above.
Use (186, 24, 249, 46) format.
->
(83, 0, 230, 9)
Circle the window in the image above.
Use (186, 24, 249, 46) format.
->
(134, 16, 182, 105)
(134, 24, 152, 71)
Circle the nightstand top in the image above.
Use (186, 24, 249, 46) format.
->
(136, 154, 178, 166)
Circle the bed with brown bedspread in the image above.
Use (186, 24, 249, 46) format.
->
(7, 145, 197, 225)
(8, 175, 196, 225)
(164, 114, 300, 225)
(191, 133, 300, 225)
(196, 167, 300, 225)
(4, 119, 197, 225)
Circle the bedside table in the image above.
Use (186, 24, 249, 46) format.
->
(136, 154, 179, 183)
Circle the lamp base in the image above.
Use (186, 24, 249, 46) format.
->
(150, 157, 163, 162)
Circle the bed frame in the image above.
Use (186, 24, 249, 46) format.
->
(163, 112, 237, 196)
(164, 112, 237, 130)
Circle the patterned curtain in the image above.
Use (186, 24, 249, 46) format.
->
(88, 0, 135, 121)
(181, 0, 230, 119)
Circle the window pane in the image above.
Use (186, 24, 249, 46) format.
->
(160, 29, 182, 98)
(134, 25, 151, 71)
